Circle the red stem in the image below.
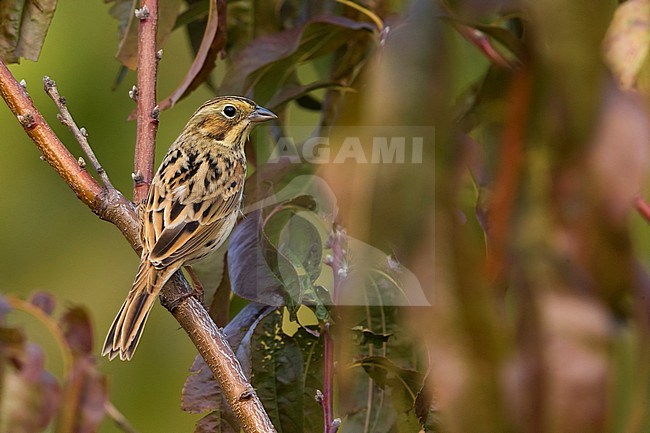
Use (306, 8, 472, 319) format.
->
(133, 0, 159, 202)
(636, 196, 650, 223)
(322, 224, 346, 432)
(455, 24, 513, 69)
(486, 64, 531, 280)
(322, 326, 334, 432)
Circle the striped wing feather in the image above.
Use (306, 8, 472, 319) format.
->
(142, 148, 246, 269)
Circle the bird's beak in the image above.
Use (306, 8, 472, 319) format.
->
(248, 106, 277, 122)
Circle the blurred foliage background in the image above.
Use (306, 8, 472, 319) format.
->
(5, 0, 650, 432)
(1, 2, 215, 432)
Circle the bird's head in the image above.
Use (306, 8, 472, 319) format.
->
(186, 96, 277, 149)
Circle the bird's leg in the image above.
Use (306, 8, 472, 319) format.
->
(183, 265, 205, 305)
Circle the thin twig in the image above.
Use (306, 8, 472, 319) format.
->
(0, 62, 102, 208)
(133, 0, 160, 202)
(453, 24, 514, 69)
(43, 76, 115, 190)
(104, 401, 139, 433)
(0, 60, 139, 248)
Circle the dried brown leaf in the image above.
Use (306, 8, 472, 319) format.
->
(604, 0, 650, 89)
(0, 0, 58, 63)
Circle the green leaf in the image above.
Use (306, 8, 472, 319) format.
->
(0, 0, 58, 63)
(332, 237, 427, 432)
(250, 309, 324, 433)
(277, 213, 323, 284)
(350, 326, 393, 346)
(306, 285, 332, 321)
(337, 238, 430, 307)
(229, 201, 323, 310)
(353, 356, 424, 413)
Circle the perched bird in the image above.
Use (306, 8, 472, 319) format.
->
(103, 96, 276, 361)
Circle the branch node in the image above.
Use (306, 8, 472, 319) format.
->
(39, 155, 46, 161)
(43, 77, 116, 190)
(17, 113, 35, 128)
(134, 5, 150, 20)
(156, 49, 163, 61)
(328, 418, 342, 433)
(43, 76, 55, 91)
(238, 389, 254, 402)
(19, 79, 27, 89)
(159, 290, 193, 312)
(78, 157, 87, 168)
(128, 85, 139, 101)
(315, 389, 324, 403)
(151, 105, 160, 121)
(131, 170, 144, 183)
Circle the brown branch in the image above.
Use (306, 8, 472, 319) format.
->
(133, 0, 160, 203)
(0, 64, 102, 208)
(168, 291, 278, 432)
(0, 62, 277, 433)
(0, 61, 139, 248)
(43, 76, 115, 190)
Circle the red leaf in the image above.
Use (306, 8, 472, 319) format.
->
(61, 358, 108, 433)
(220, 15, 374, 98)
(158, 0, 227, 111)
(30, 291, 56, 315)
(3, 344, 61, 432)
(60, 306, 94, 356)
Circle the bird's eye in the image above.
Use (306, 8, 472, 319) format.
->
(223, 105, 237, 118)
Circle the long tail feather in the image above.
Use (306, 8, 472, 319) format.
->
(102, 262, 172, 361)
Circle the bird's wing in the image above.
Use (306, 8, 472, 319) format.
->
(141, 148, 245, 269)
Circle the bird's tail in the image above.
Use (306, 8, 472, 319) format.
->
(102, 261, 172, 361)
